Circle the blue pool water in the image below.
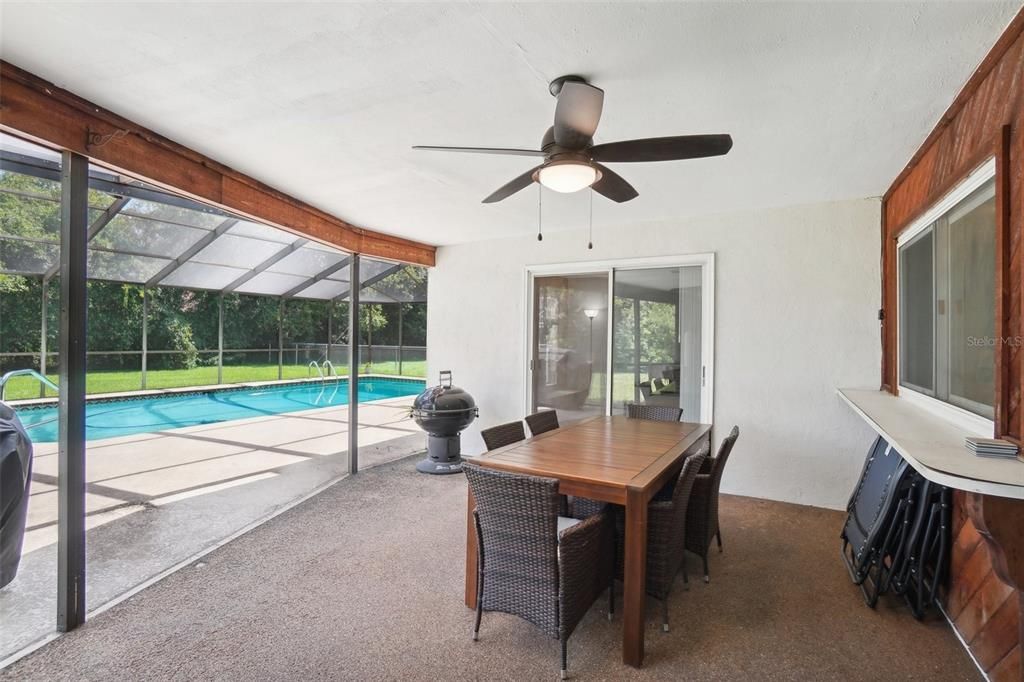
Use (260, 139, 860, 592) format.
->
(15, 378, 424, 443)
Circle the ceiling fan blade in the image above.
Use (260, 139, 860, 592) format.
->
(590, 134, 733, 163)
(553, 81, 604, 149)
(412, 145, 544, 157)
(482, 165, 543, 203)
(592, 164, 638, 203)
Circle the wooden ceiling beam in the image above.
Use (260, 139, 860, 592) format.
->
(0, 61, 435, 267)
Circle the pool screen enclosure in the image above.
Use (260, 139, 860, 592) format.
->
(0, 130, 428, 636)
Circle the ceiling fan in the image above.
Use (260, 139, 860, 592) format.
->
(413, 75, 732, 204)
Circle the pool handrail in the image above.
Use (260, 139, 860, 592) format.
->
(0, 369, 60, 401)
(322, 360, 339, 382)
(308, 361, 324, 379)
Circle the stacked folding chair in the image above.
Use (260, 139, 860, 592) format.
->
(840, 436, 951, 618)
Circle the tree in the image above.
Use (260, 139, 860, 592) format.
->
(0, 167, 431, 375)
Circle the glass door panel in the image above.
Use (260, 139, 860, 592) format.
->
(611, 266, 704, 420)
(531, 274, 608, 420)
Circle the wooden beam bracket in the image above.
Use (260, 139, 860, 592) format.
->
(85, 126, 128, 150)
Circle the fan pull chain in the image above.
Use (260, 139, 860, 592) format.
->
(537, 184, 543, 241)
(588, 188, 594, 250)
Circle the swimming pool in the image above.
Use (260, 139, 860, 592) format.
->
(15, 378, 424, 442)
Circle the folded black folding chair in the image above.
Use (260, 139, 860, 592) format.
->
(840, 436, 913, 605)
(887, 477, 933, 592)
(896, 485, 951, 619)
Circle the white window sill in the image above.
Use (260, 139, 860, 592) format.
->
(838, 388, 1024, 499)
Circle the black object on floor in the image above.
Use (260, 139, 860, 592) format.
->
(840, 436, 950, 617)
(0, 400, 33, 589)
(410, 370, 478, 475)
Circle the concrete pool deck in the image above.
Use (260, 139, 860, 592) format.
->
(1, 395, 425, 661)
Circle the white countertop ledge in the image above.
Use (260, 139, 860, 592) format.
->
(838, 388, 1024, 500)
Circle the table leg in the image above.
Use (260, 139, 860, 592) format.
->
(465, 488, 477, 609)
(623, 487, 648, 667)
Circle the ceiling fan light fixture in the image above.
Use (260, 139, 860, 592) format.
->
(536, 162, 600, 193)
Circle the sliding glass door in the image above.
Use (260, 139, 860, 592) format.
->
(527, 256, 713, 423)
(611, 266, 704, 419)
(531, 274, 609, 420)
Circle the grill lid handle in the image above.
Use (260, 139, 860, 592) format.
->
(439, 370, 453, 388)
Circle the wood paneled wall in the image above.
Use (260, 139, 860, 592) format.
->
(881, 9, 1024, 680)
(949, 491, 1020, 679)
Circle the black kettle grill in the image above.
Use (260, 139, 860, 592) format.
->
(411, 370, 478, 474)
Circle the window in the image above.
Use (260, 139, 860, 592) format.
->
(611, 266, 703, 418)
(526, 254, 715, 423)
(898, 175, 996, 419)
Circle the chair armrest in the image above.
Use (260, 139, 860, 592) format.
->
(558, 510, 608, 553)
(646, 500, 677, 535)
(558, 510, 613, 637)
(685, 474, 719, 553)
(690, 473, 712, 500)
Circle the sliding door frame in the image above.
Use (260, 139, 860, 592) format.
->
(523, 253, 715, 422)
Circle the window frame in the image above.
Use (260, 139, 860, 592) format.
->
(895, 158, 996, 436)
(523, 253, 715, 423)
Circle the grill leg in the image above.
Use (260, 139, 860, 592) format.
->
(683, 564, 690, 590)
(703, 554, 710, 583)
(560, 639, 568, 680)
(661, 598, 670, 632)
(716, 529, 723, 553)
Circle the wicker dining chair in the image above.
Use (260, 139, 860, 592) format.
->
(524, 409, 560, 437)
(480, 420, 526, 451)
(626, 402, 683, 422)
(482, 419, 571, 515)
(686, 425, 740, 582)
(614, 444, 708, 632)
(464, 462, 614, 680)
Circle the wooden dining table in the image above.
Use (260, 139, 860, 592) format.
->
(463, 415, 712, 668)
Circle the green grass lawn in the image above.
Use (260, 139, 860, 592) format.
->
(3, 360, 426, 401)
(584, 371, 649, 405)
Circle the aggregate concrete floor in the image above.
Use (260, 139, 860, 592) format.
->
(2, 455, 979, 681)
(0, 396, 423, 660)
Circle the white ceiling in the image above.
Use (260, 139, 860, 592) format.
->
(1, 2, 1019, 247)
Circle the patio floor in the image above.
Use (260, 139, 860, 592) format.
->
(1, 396, 424, 660)
(1, 454, 978, 681)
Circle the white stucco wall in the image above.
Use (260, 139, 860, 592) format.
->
(427, 198, 881, 510)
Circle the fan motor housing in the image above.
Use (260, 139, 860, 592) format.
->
(548, 74, 587, 97)
(540, 127, 592, 155)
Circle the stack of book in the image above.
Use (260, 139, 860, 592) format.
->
(965, 436, 1020, 460)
